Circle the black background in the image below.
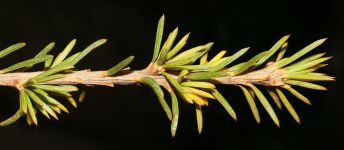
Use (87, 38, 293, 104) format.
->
(0, 0, 342, 149)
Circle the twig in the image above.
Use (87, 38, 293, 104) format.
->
(0, 15, 334, 137)
(0, 64, 286, 91)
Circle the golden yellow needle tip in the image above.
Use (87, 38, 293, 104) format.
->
(274, 120, 280, 128)
(256, 120, 261, 124)
(233, 116, 238, 122)
(72, 103, 77, 108)
(101, 38, 108, 42)
(322, 37, 328, 41)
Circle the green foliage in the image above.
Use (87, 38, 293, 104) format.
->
(248, 84, 279, 127)
(151, 15, 165, 63)
(107, 56, 134, 76)
(144, 15, 333, 136)
(170, 91, 179, 137)
(276, 88, 300, 124)
(210, 89, 237, 121)
(239, 85, 260, 123)
(70, 39, 107, 66)
(0, 38, 108, 126)
(0, 15, 334, 138)
(140, 76, 172, 120)
(0, 55, 52, 73)
(0, 43, 26, 59)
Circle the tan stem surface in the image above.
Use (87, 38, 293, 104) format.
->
(0, 65, 286, 90)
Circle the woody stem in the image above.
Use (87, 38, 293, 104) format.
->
(0, 65, 286, 90)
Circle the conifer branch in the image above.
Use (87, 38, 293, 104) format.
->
(0, 15, 334, 137)
(0, 64, 287, 89)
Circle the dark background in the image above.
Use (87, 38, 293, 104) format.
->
(0, 0, 342, 149)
